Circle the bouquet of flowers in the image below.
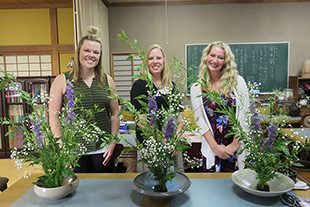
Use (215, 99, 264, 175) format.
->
(114, 31, 201, 192)
(0, 71, 112, 188)
(200, 81, 310, 191)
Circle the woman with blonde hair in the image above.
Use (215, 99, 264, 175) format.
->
(130, 44, 183, 172)
(191, 41, 249, 172)
(49, 26, 120, 173)
(140, 44, 173, 89)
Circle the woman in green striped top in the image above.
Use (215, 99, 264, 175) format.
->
(49, 26, 120, 173)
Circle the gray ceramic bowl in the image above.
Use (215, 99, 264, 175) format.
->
(132, 171, 191, 197)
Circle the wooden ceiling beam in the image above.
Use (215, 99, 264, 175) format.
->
(0, 3, 72, 9)
(107, 0, 310, 7)
(0, 45, 74, 54)
(101, 0, 110, 7)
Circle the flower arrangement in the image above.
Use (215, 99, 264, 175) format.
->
(0, 72, 111, 188)
(199, 81, 310, 191)
(114, 31, 200, 192)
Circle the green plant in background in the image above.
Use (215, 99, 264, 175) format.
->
(197, 80, 309, 191)
(0, 73, 112, 188)
(265, 89, 286, 117)
(0, 68, 16, 90)
(114, 30, 200, 192)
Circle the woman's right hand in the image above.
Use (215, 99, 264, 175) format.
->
(204, 130, 234, 160)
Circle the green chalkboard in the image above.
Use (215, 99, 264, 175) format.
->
(186, 42, 289, 93)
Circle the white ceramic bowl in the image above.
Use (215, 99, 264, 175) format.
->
(34, 176, 79, 200)
(231, 169, 294, 197)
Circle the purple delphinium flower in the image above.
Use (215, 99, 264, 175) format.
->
(65, 111, 76, 123)
(162, 160, 168, 167)
(164, 116, 176, 140)
(268, 144, 274, 152)
(148, 92, 157, 126)
(267, 121, 277, 142)
(65, 81, 75, 123)
(260, 145, 265, 152)
(260, 121, 277, 152)
(30, 116, 43, 148)
(65, 81, 74, 109)
(249, 103, 262, 139)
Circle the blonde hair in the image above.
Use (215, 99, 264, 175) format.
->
(70, 26, 105, 87)
(141, 44, 172, 88)
(198, 41, 238, 96)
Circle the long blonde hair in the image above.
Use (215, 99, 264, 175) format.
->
(141, 44, 172, 88)
(70, 26, 105, 87)
(198, 41, 238, 96)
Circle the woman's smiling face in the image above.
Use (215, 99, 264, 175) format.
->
(79, 40, 101, 70)
(147, 48, 164, 77)
(207, 46, 225, 73)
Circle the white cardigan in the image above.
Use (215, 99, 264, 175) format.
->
(190, 75, 250, 170)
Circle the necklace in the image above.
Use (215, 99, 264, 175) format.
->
(154, 82, 170, 94)
(154, 82, 164, 90)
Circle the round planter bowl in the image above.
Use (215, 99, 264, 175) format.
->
(34, 176, 79, 200)
(232, 169, 294, 197)
(132, 171, 191, 198)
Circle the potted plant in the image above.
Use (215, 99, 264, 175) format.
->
(114, 31, 200, 193)
(201, 82, 310, 191)
(0, 71, 112, 199)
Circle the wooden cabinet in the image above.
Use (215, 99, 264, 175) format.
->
(0, 77, 54, 158)
(0, 90, 5, 158)
(289, 76, 310, 102)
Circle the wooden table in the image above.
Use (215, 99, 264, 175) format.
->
(0, 172, 309, 207)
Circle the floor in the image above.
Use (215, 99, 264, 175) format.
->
(0, 158, 44, 189)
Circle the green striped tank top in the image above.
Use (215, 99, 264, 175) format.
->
(64, 71, 111, 152)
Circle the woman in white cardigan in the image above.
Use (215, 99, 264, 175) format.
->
(190, 41, 249, 172)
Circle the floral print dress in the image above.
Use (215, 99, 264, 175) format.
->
(202, 92, 238, 172)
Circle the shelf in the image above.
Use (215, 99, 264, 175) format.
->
(0, 76, 54, 158)
(6, 103, 23, 105)
(289, 76, 310, 102)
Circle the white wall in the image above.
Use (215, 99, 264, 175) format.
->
(108, 2, 310, 77)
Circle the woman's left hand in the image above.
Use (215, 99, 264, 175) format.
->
(226, 136, 241, 154)
(102, 142, 116, 166)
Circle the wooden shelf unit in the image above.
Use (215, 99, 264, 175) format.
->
(289, 76, 310, 102)
(0, 77, 54, 158)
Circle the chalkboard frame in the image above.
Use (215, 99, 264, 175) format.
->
(185, 42, 290, 95)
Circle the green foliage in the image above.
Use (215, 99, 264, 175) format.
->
(0, 69, 16, 90)
(202, 82, 309, 188)
(265, 89, 285, 117)
(0, 73, 112, 188)
(115, 31, 200, 191)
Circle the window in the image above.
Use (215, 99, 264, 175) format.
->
(0, 54, 52, 77)
(111, 53, 142, 101)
